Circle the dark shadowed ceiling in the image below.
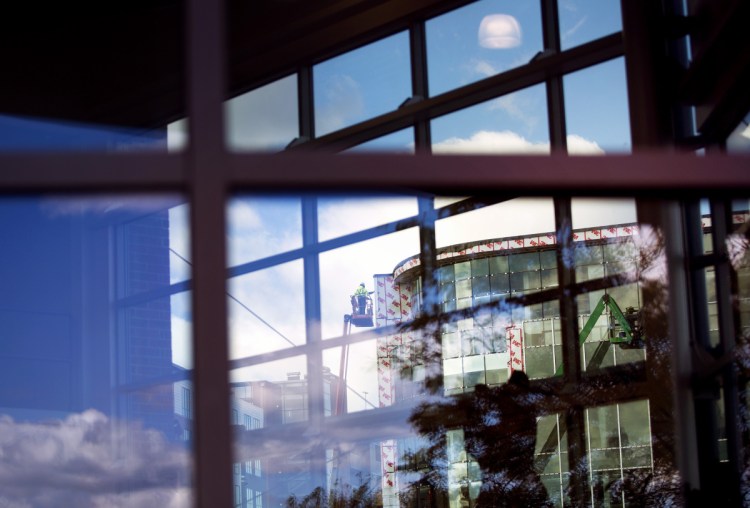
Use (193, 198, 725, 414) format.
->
(0, 0, 747, 140)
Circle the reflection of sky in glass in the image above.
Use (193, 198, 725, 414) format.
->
(319, 228, 420, 339)
(436, 198, 556, 248)
(169, 204, 191, 284)
(0, 196, 193, 506)
(726, 111, 750, 153)
(230, 356, 307, 384)
(225, 74, 299, 152)
(227, 196, 302, 267)
(564, 57, 631, 153)
(171, 291, 193, 369)
(559, 0, 622, 50)
(318, 195, 418, 241)
(314, 32, 411, 136)
(323, 340, 380, 413)
(432, 84, 549, 153)
(229, 260, 306, 358)
(427, 0, 542, 97)
(346, 127, 415, 153)
(0, 114, 168, 151)
(571, 198, 637, 229)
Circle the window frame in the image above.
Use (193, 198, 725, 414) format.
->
(0, 0, 749, 506)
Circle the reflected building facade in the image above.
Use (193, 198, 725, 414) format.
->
(367, 213, 749, 507)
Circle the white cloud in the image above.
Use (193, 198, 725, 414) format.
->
(316, 74, 366, 135)
(478, 14, 522, 49)
(433, 130, 604, 155)
(227, 198, 303, 266)
(488, 93, 540, 134)
(436, 198, 557, 247)
(228, 200, 264, 230)
(0, 411, 191, 507)
(562, 15, 588, 41)
(571, 198, 637, 229)
(229, 260, 306, 358)
(171, 313, 193, 369)
(318, 197, 418, 242)
(561, 0, 578, 12)
(472, 59, 498, 78)
(319, 228, 420, 339)
(566, 134, 604, 154)
(433, 130, 549, 154)
(225, 75, 299, 151)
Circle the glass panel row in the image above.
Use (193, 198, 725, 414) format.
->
(3, 195, 747, 505)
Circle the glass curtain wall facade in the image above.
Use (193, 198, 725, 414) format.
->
(1, 0, 750, 507)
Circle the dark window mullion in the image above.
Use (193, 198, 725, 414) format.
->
(298, 65, 315, 141)
(185, 0, 233, 505)
(301, 196, 328, 489)
(542, 0, 567, 152)
(410, 21, 431, 152)
(418, 196, 441, 393)
(553, 197, 589, 505)
(709, 198, 744, 492)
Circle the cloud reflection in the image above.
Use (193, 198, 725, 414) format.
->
(0, 410, 191, 507)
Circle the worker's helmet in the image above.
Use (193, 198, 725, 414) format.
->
(360, 282, 365, 286)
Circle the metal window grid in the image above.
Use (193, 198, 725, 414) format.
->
(0, 0, 749, 506)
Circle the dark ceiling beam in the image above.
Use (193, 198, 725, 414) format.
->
(227, 0, 475, 97)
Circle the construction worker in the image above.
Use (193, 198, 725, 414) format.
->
(353, 282, 369, 314)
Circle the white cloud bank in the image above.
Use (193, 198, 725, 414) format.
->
(0, 410, 191, 508)
(432, 130, 604, 155)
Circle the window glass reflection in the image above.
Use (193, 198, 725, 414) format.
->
(559, 0, 623, 51)
(318, 195, 418, 242)
(227, 196, 302, 266)
(432, 85, 549, 154)
(226, 74, 299, 152)
(229, 261, 306, 358)
(220, 194, 675, 507)
(319, 227, 420, 339)
(314, 32, 411, 136)
(0, 114, 172, 152)
(564, 58, 632, 153)
(0, 196, 193, 504)
(345, 127, 415, 153)
(427, 0, 543, 96)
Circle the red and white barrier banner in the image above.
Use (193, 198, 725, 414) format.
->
(507, 326, 525, 375)
(394, 222, 648, 279)
(381, 439, 399, 507)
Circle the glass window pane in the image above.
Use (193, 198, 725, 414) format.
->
(436, 198, 556, 247)
(228, 261, 306, 357)
(320, 227, 420, 339)
(227, 196, 303, 266)
(0, 196, 193, 504)
(564, 58, 631, 153)
(571, 198, 644, 371)
(226, 74, 299, 152)
(432, 85, 549, 154)
(346, 128, 415, 153)
(726, 110, 750, 153)
(427, 1, 543, 96)
(559, 0, 623, 51)
(317, 195, 418, 242)
(315, 32, 411, 136)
